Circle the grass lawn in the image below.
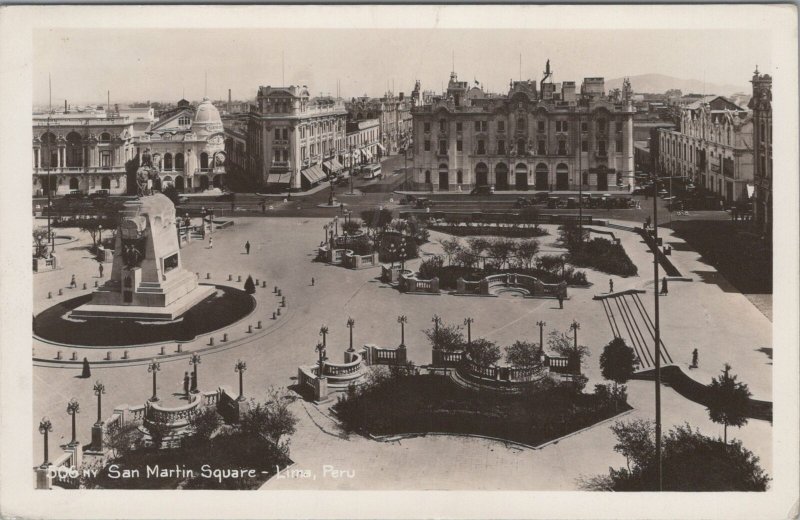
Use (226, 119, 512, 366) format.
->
(333, 374, 630, 447)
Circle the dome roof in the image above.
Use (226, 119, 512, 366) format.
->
(192, 97, 222, 128)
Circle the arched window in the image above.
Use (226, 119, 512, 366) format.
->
(175, 153, 184, 170)
(424, 170, 431, 184)
(69, 177, 79, 191)
(164, 153, 173, 170)
(200, 152, 209, 170)
(40, 132, 58, 168)
(457, 170, 463, 184)
(101, 177, 111, 190)
(65, 132, 83, 167)
(100, 132, 111, 142)
(475, 163, 488, 186)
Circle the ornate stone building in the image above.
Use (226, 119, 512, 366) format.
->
(240, 85, 348, 191)
(346, 92, 413, 156)
(32, 98, 227, 196)
(410, 64, 634, 192)
(749, 68, 772, 237)
(658, 96, 753, 203)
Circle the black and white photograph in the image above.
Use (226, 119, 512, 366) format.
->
(0, 4, 797, 519)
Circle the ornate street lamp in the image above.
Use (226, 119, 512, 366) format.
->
(38, 417, 53, 467)
(323, 224, 328, 243)
(93, 381, 105, 425)
(315, 342, 327, 374)
(234, 360, 247, 401)
(536, 320, 546, 351)
(432, 314, 441, 335)
(147, 359, 161, 402)
(569, 320, 581, 349)
(319, 325, 329, 349)
(334, 215, 339, 236)
(464, 317, 474, 347)
(399, 237, 408, 271)
(397, 315, 408, 347)
(189, 353, 201, 393)
(346, 317, 355, 351)
(66, 398, 80, 445)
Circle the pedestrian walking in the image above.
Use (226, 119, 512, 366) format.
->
(557, 293, 564, 309)
(208, 236, 213, 249)
(245, 241, 250, 255)
(609, 278, 614, 293)
(98, 262, 104, 278)
(70, 274, 77, 289)
(311, 277, 315, 286)
(691, 348, 699, 369)
(660, 276, 668, 295)
(81, 357, 91, 378)
(183, 371, 190, 398)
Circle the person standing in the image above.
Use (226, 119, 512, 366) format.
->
(609, 278, 614, 293)
(70, 274, 77, 289)
(190, 370, 197, 393)
(98, 262, 104, 278)
(81, 357, 91, 378)
(691, 348, 699, 369)
(183, 371, 191, 398)
(245, 241, 250, 255)
(660, 276, 668, 295)
(208, 236, 213, 249)
(311, 277, 315, 286)
(557, 293, 564, 309)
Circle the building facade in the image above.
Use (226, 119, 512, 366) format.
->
(749, 68, 772, 237)
(345, 119, 380, 167)
(658, 96, 753, 203)
(346, 93, 413, 156)
(241, 85, 348, 191)
(410, 67, 635, 192)
(32, 98, 227, 196)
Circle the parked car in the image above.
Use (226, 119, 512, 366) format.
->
(88, 190, 109, 198)
(414, 198, 434, 209)
(470, 185, 494, 196)
(515, 197, 534, 208)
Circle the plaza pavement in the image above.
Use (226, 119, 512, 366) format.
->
(32, 214, 772, 490)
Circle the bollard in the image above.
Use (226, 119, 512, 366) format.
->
(273, 286, 277, 293)
(83, 282, 87, 290)
(58, 288, 63, 296)
(247, 325, 252, 333)
(261, 280, 266, 288)
(56, 351, 62, 360)
(206, 273, 211, 279)
(122, 350, 129, 360)
(177, 344, 182, 353)
(48, 291, 52, 299)
(196, 272, 200, 279)
(222, 333, 228, 342)
(106, 351, 112, 361)
(71, 352, 77, 361)
(255, 279, 259, 285)
(272, 311, 276, 319)
(228, 274, 233, 281)
(257, 320, 262, 329)
(276, 307, 281, 316)
(277, 289, 282, 296)
(237, 275, 242, 282)
(209, 337, 215, 346)
(94, 280, 98, 288)
(160, 346, 166, 355)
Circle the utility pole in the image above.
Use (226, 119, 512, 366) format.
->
(653, 161, 663, 491)
(47, 74, 53, 251)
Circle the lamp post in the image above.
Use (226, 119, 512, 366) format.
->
(323, 224, 328, 243)
(147, 359, 161, 402)
(328, 178, 335, 206)
(315, 342, 326, 374)
(569, 320, 580, 349)
(98, 224, 103, 249)
(38, 417, 53, 467)
(652, 165, 663, 491)
(399, 237, 408, 271)
(346, 317, 355, 351)
(234, 360, 247, 401)
(66, 398, 80, 445)
(334, 215, 339, 236)
(349, 145, 355, 195)
(189, 353, 201, 393)
(536, 320, 546, 350)
(93, 381, 105, 425)
(319, 325, 329, 349)
(464, 317, 474, 347)
(432, 314, 441, 335)
(397, 315, 407, 347)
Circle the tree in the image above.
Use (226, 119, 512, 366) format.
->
(417, 256, 444, 281)
(239, 387, 298, 445)
(600, 338, 636, 386)
(505, 340, 540, 366)
(147, 421, 172, 449)
(423, 322, 465, 351)
(341, 219, 362, 235)
(360, 208, 394, 234)
(80, 218, 104, 251)
(581, 421, 770, 491)
(707, 363, 751, 444)
(440, 236, 462, 266)
(187, 407, 222, 443)
(466, 237, 490, 257)
(514, 239, 540, 269)
(104, 421, 144, 459)
(33, 228, 50, 258)
(467, 338, 501, 366)
(547, 330, 590, 369)
(487, 238, 516, 269)
(558, 222, 589, 247)
(244, 275, 256, 294)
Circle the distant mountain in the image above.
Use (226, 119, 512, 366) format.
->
(606, 74, 748, 97)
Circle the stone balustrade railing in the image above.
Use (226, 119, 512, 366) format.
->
(398, 271, 440, 294)
(455, 274, 567, 298)
(360, 343, 408, 366)
(322, 352, 363, 377)
(146, 396, 203, 427)
(431, 348, 571, 388)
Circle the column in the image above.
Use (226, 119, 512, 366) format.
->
(622, 112, 634, 189)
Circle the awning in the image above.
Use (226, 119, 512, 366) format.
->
(330, 158, 344, 172)
(301, 165, 326, 184)
(266, 172, 292, 184)
(361, 148, 373, 161)
(322, 160, 343, 174)
(376, 144, 387, 153)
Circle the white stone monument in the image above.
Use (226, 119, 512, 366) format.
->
(72, 194, 214, 320)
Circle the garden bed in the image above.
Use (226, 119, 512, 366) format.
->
(333, 374, 630, 447)
(418, 262, 588, 290)
(567, 237, 638, 277)
(430, 225, 549, 238)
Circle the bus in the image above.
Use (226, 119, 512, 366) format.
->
(361, 163, 382, 179)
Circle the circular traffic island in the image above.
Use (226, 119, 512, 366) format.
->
(33, 285, 256, 347)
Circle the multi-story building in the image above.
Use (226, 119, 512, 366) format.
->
(346, 92, 413, 156)
(658, 96, 753, 203)
(749, 68, 772, 238)
(410, 64, 635, 192)
(344, 119, 380, 169)
(32, 97, 227, 196)
(239, 85, 348, 191)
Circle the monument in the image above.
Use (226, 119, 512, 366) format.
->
(71, 190, 214, 320)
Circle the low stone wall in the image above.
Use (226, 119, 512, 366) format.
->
(318, 244, 378, 269)
(455, 273, 566, 298)
(398, 271, 440, 294)
(32, 255, 60, 273)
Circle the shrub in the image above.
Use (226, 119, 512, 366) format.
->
(423, 321, 465, 351)
(429, 225, 549, 238)
(467, 338, 501, 366)
(243, 275, 256, 294)
(600, 338, 637, 385)
(567, 238, 638, 277)
(418, 255, 444, 280)
(341, 219, 362, 235)
(505, 340, 541, 366)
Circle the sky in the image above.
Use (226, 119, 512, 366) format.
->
(34, 28, 773, 106)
